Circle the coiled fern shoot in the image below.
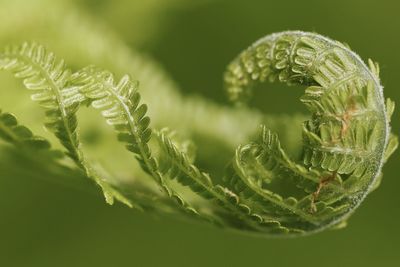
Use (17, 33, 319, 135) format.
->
(0, 31, 397, 236)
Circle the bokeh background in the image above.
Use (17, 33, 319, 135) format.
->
(0, 0, 399, 266)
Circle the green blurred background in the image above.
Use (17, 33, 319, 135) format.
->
(0, 0, 399, 266)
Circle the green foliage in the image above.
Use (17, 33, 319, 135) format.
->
(0, 43, 134, 208)
(0, 110, 50, 149)
(0, 4, 397, 237)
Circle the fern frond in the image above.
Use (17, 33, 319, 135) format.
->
(0, 43, 81, 158)
(70, 66, 214, 219)
(223, 31, 396, 234)
(0, 43, 134, 208)
(231, 128, 349, 227)
(156, 129, 291, 232)
(0, 30, 396, 237)
(0, 110, 51, 149)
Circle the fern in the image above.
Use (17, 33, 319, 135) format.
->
(70, 66, 211, 218)
(0, 110, 51, 149)
(0, 30, 397, 237)
(0, 43, 134, 208)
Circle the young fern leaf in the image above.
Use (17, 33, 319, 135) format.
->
(0, 110, 51, 150)
(0, 43, 133, 208)
(71, 66, 209, 218)
(224, 31, 397, 234)
(0, 31, 397, 237)
(154, 128, 227, 224)
(156, 129, 288, 232)
(229, 127, 349, 233)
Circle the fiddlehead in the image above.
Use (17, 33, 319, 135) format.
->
(224, 31, 397, 233)
(0, 31, 397, 237)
